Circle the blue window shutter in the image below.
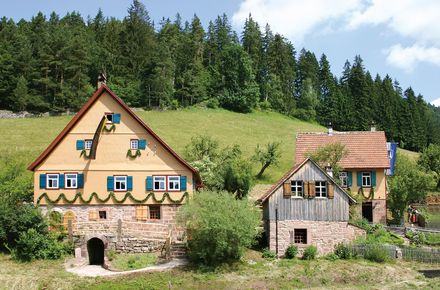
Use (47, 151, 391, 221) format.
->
(107, 176, 114, 191)
(180, 176, 187, 191)
(347, 171, 353, 187)
(59, 174, 65, 189)
(78, 174, 84, 188)
(39, 174, 46, 189)
(357, 172, 362, 187)
(127, 176, 133, 191)
(76, 140, 84, 150)
(371, 171, 376, 187)
(146, 176, 153, 191)
(113, 113, 121, 124)
(139, 139, 147, 150)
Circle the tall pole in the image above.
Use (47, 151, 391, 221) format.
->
(275, 205, 279, 257)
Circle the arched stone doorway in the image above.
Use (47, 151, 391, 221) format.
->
(87, 238, 105, 265)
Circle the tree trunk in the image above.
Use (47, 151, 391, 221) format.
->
(256, 163, 270, 179)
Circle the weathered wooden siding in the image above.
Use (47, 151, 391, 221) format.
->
(266, 161, 350, 221)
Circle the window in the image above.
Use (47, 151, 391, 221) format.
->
(65, 173, 78, 189)
(89, 211, 98, 221)
(85, 140, 93, 150)
(315, 181, 327, 197)
(149, 206, 161, 220)
(46, 174, 59, 189)
(105, 113, 114, 123)
(135, 206, 148, 221)
(168, 176, 180, 191)
(99, 211, 107, 220)
(114, 176, 127, 191)
(362, 172, 371, 187)
(130, 139, 139, 150)
(290, 181, 303, 197)
(294, 229, 307, 244)
(340, 172, 348, 187)
(153, 176, 166, 191)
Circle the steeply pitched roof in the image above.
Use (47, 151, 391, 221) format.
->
(258, 157, 356, 203)
(28, 85, 201, 185)
(295, 131, 390, 169)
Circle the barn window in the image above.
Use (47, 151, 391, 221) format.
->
(149, 206, 161, 220)
(315, 181, 327, 197)
(362, 172, 371, 187)
(294, 229, 307, 244)
(290, 181, 303, 197)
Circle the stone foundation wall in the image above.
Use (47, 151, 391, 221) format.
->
(372, 199, 387, 224)
(268, 220, 365, 256)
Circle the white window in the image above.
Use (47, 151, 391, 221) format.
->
(65, 174, 78, 189)
(105, 113, 114, 123)
(362, 172, 371, 187)
(85, 140, 93, 150)
(130, 139, 139, 150)
(315, 181, 327, 198)
(47, 174, 59, 189)
(114, 176, 127, 191)
(290, 181, 303, 197)
(340, 172, 348, 187)
(153, 176, 166, 191)
(168, 176, 180, 191)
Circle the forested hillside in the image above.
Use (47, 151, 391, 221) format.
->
(1, 0, 440, 152)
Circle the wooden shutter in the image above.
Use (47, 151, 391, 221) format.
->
(107, 176, 114, 191)
(347, 171, 353, 187)
(127, 176, 133, 191)
(59, 174, 65, 189)
(328, 182, 334, 199)
(180, 176, 187, 191)
(76, 140, 85, 150)
(304, 181, 309, 196)
(136, 206, 148, 221)
(371, 171, 376, 187)
(146, 176, 153, 191)
(283, 181, 291, 197)
(113, 113, 121, 124)
(357, 172, 362, 188)
(308, 182, 316, 198)
(138, 139, 147, 150)
(39, 174, 46, 189)
(88, 211, 98, 221)
(78, 174, 84, 188)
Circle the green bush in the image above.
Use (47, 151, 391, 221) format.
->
(177, 191, 261, 266)
(207, 98, 219, 109)
(302, 245, 317, 260)
(107, 249, 117, 261)
(364, 245, 389, 263)
(334, 243, 352, 259)
(262, 248, 277, 259)
(324, 253, 339, 261)
(285, 244, 298, 259)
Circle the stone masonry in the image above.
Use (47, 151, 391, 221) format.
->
(372, 199, 387, 224)
(269, 220, 365, 257)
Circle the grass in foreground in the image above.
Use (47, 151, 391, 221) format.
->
(109, 253, 159, 271)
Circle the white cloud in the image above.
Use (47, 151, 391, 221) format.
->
(232, 0, 363, 43)
(385, 44, 440, 72)
(431, 98, 440, 107)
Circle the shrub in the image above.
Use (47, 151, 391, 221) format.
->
(207, 98, 219, 109)
(334, 243, 352, 259)
(168, 99, 179, 110)
(262, 248, 277, 259)
(364, 244, 389, 263)
(285, 244, 298, 259)
(324, 253, 339, 261)
(302, 245, 317, 260)
(177, 191, 261, 266)
(107, 249, 117, 261)
(258, 100, 271, 111)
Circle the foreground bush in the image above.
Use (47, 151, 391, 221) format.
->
(262, 248, 277, 259)
(285, 244, 298, 259)
(364, 244, 389, 263)
(302, 245, 317, 260)
(334, 243, 352, 259)
(178, 191, 261, 266)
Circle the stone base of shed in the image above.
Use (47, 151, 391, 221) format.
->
(268, 220, 365, 257)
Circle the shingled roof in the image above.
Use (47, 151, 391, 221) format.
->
(295, 131, 390, 169)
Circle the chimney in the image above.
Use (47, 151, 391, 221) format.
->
(328, 122, 333, 136)
(325, 163, 333, 177)
(371, 121, 376, 132)
(97, 72, 107, 89)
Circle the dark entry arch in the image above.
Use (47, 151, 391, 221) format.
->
(87, 238, 104, 265)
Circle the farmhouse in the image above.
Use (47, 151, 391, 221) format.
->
(28, 81, 200, 263)
(295, 128, 390, 224)
(258, 158, 365, 257)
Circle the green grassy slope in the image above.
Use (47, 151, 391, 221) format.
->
(0, 108, 325, 183)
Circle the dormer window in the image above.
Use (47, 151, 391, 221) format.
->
(130, 139, 139, 150)
(105, 113, 114, 124)
(85, 140, 93, 150)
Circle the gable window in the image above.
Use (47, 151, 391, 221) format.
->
(65, 173, 78, 189)
(362, 172, 371, 187)
(85, 140, 93, 150)
(340, 171, 348, 187)
(130, 139, 139, 150)
(315, 181, 327, 198)
(149, 206, 161, 220)
(168, 176, 180, 191)
(114, 176, 127, 191)
(99, 211, 107, 220)
(105, 113, 114, 124)
(153, 176, 166, 191)
(290, 181, 303, 197)
(46, 174, 59, 189)
(294, 229, 307, 244)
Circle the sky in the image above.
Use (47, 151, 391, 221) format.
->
(2, 0, 440, 105)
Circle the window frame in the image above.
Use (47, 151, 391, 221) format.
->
(315, 181, 327, 198)
(64, 173, 78, 189)
(104, 112, 114, 124)
(130, 139, 139, 150)
(362, 172, 372, 187)
(294, 228, 308, 244)
(167, 176, 181, 192)
(114, 175, 127, 192)
(98, 210, 107, 220)
(149, 205, 161, 220)
(340, 171, 348, 187)
(46, 173, 60, 189)
(290, 180, 303, 198)
(153, 176, 166, 191)
(84, 139, 93, 150)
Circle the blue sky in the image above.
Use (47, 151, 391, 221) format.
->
(2, 0, 440, 104)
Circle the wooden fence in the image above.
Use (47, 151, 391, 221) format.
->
(351, 244, 440, 264)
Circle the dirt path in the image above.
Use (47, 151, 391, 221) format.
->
(65, 259, 187, 277)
